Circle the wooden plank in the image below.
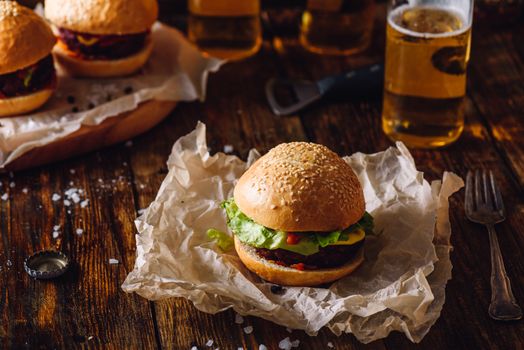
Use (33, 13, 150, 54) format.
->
(467, 25, 524, 192)
(0, 151, 158, 348)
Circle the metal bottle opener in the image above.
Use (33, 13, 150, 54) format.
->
(265, 64, 384, 116)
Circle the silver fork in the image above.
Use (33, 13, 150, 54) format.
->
(465, 170, 522, 321)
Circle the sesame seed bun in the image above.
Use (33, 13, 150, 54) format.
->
(234, 142, 365, 232)
(0, 87, 55, 118)
(0, 2, 56, 75)
(44, 0, 158, 35)
(234, 236, 364, 286)
(52, 37, 153, 78)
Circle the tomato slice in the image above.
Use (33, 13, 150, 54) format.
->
(286, 233, 301, 245)
(290, 263, 305, 271)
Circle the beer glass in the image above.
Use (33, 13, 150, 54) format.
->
(300, 0, 375, 55)
(188, 0, 262, 60)
(382, 0, 473, 148)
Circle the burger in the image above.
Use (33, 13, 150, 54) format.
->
(44, 0, 158, 78)
(0, 1, 56, 117)
(223, 142, 373, 287)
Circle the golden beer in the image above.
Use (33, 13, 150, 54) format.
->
(382, 6, 472, 148)
(188, 0, 262, 60)
(300, 0, 375, 55)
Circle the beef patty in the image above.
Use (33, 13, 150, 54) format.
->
(0, 55, 55, 98)
(256, 240, 364, 269)
(58, 28, 148, 60)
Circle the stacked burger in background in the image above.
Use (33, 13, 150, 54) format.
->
(0, 0, 158, 118)
(0, 1, 56, 117)
(45, 0, 158, 78)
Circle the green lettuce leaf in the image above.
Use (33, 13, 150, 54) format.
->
(206, 229, 234, 251)
(221, 198, 287, 250)
(23, 69, 34, 88)
(221, 198, 373, 256)
(348, 212, 374, 235)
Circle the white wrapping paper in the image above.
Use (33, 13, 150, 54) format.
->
(122, 122, 464, 343)
(0, 23, 222, 168)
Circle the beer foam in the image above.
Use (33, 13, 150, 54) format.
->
(388, 4, 471, 39)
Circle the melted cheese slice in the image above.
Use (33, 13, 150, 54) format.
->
(330, 229, 365, 246)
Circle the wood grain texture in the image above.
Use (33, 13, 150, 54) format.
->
(1, 3, 524, 350)
(0, 153, 158, 348)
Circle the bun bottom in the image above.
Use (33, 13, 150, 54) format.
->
(53, 37, 153, 78)
(0, 88, 54, 118)
(234, 236, 364, 287)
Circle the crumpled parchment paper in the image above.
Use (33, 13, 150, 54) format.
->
(122, 122, 464, 343)
(0, 23, 222, 168)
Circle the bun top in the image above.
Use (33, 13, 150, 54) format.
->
(45, 0, 158, 35)
(0, 2, 56, 75)
(234, 142, 365, 232)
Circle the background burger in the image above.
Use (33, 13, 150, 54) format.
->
(223, 142, 374, 287)
(0, 1, 56, 117)
(44, 0, 158, 78)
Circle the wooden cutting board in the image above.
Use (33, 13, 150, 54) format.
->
(4, 99, 177, 171)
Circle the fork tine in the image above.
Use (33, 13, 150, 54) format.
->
(489, 170, 505, 214)
(483, 170, 493, 209)
(465, 171, 474, 214)
(475, 169, 483, 208)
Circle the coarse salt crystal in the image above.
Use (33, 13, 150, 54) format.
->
(278, 337, 298, 350)
(70, 169, 76, 174)
(6, 260, 12, 267)
(1, 193, 8, 201)
(22, 188, 28, 194)
(9, 182, 15, 188)
(206, 340, 214, 347)
(80, 199, 89, 208)
(76, 228, 83, 235)
(278, 338, 292, 350)
(71, 193, 81, 203)
(64, 199, 71, 206)
(286, 328, 292, 333)
(52, 193, 61, 201)
(243, 326, 253, 334)
(259, 345, 268, 350)
(52, 231, 60, 239)
(234, 313, 244, 324)
(65, 188, 78, 197)
(109, 258, 119, 264)
(223, 144, 234, 153)
(190, 347, 198, 350)
(327, 342, 334, 348)
(53, 225, 61, 231)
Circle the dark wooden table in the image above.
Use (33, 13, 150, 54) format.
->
(2, 4, 524, 350)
